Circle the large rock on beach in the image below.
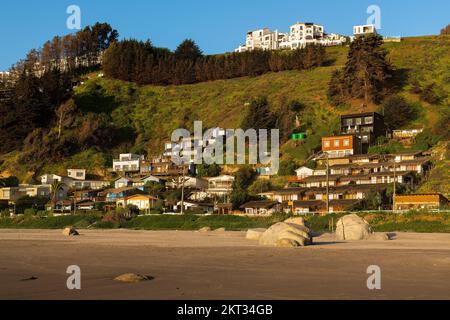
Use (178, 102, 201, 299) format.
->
(62, 227, 79, 237)
(258, 218, 313, 247)
(335, 214, 372, 241)
(114, 273, 153, 283)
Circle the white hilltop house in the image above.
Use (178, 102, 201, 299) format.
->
(353, 24, 377, 37)
(235, 21, 346, 52)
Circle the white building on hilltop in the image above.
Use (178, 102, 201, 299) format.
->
(235, 21, 346, 52)
(353, 24, 377, 37)
(236, 28, 288, 52)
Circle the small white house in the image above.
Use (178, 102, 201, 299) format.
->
(113, 154, 142, 172)
(119, 194, 158, 211)
(133, 175, 162, 187)
(295, 167, 314, 179)
(114, 177, 133, 189)
(174, 201, 214, 214)
(40, 174, 63, 185)
(206, 175, 235, 196)
(67, 169, 86, 181)
(353, 24, 377, 36)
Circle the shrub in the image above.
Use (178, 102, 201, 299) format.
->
(93, 221, 119, 229)
(0, 210, 11, 218)
(24, 208, 37, 216)
(278, 160, 297, 176)
(102, 210, 127, 224)
(381, 95, 418, 130)
(420, 83, 442, 104)
(414, 128, 442, 150)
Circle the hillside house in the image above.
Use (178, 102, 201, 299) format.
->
(103, 186, 146, 203)
(259, 188, 306, 203)
(295, 166, 314, 179)
(240, 201, 280, 215)
(18, 184, 52, 198)
(132, 175, 163, 187)
(0, 187, 20, 202)
(322, 135, 363, 158)
(67, 169, 86, 180)
(353, 24, 377, 36)
(75, 200, 96, 211)
(206, 175, 235, 197)
(113, 153, 142, 172)
(283, 199, 360, 215)
(40, 174, 64, 185)
(392, 128, 424, 143)
(117, 194, 158, 211)
(394, 194, 449, 211)
(114, 177, 133, 189)
(340, 112, 386, 149)
(174, 201, 214, 214)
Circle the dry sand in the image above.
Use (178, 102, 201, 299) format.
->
(0, 229, 449, 300)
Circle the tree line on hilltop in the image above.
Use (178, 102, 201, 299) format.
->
(12, 23, 118, 75)
(102, 39, 327, 85)
(0, 23, 119, 165)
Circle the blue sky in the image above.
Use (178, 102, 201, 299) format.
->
(1, 0, 449, 70)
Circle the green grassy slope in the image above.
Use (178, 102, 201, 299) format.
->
(1, 36, 449, 184)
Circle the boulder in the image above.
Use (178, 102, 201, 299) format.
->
(259, 222, 312, 247)
(114, 273, 152, 283)
(214, 227, 226, 232)
(62, 227, 79, 237)
(246, 228, 267, 241)
(198, 227, 211, 233)
(335, 214, 372, 241)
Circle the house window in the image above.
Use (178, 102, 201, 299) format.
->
(364, 117, 373, 124)
(334, 140, 340, 147)
(343, 139, 350, 147)
(325, 141, 331, 148)
(344, 119, 353, 126)
(76, 172, 83, 177)
(356, 118, 362, 125)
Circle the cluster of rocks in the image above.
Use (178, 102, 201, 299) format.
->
(246, 214, 391, 248)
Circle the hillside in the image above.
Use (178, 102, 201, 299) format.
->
(1, 36, 449, 188)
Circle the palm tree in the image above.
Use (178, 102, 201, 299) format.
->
(51, 181, 67, 211)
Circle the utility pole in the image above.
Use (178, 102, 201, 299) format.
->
(326, 152, 330, 214)
(73, 187, 77, 215)
(393, 162, 397, 213)
(180, 164, 186, 215)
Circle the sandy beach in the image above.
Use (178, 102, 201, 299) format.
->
(0, 229, 449, 300)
